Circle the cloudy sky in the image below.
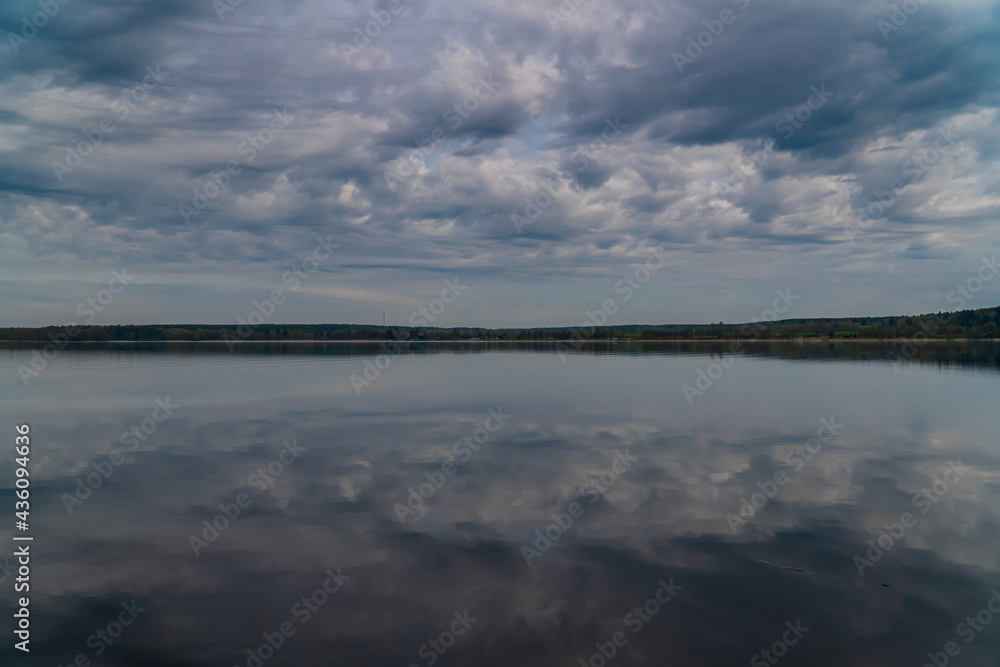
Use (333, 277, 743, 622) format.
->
(1, 0, 998, 328)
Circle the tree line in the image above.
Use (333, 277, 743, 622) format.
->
(1, 307, 998, 342)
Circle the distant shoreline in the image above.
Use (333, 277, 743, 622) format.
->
(2, 309, 998, 344)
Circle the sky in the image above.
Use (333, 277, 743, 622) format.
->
(1, 0, 999, 328)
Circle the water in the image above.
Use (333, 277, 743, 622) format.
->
(1, 342, 999, 666)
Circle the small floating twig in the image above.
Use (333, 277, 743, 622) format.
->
(754, 558, 891, 588)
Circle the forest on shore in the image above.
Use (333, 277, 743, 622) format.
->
(2, 306, 998, 342)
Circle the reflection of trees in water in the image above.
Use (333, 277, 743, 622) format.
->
(4, 339, 1000, 372)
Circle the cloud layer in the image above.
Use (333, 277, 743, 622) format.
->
(1, 0, 999, 326)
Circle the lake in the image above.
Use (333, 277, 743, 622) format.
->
(2, 341, 999, 666)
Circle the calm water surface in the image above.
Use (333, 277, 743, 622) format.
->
(1, 342, 999, 666)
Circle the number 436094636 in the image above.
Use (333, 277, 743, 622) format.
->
(15, 424, 30, 525)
